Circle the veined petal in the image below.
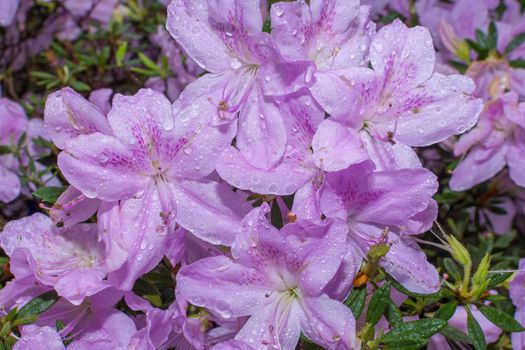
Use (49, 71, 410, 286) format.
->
(58, 133, 149, 201)
(507, 129, 525, 187)
(44, 88, 112, 149)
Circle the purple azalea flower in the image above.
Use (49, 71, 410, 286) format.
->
(28, 290, 136, 349)
(167, 0, 313, 171)
(0, 98, 27, 202)
(269, 0, 375, 109)
(511, 259, 525, 349)
(317, 161, 440, 294)
(216, 93, 367, 195)
(450, 92, 525, 190)
(0, 213, 107, 305)
(46, 88, 249, 289)
(49, 186, 100, 228)
(177, 204, 358, 350)
(324, 19, 482, 170)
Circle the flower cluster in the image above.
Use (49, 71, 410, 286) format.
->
(0, 0, 525, 350)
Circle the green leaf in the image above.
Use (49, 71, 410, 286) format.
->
(345, 287, 367, 318)
(385, 300, 403, 326)
(32, 186, 67, 204)
(0, 321, 11, 338)
(476, 29, 489, 50)
(389, 278, 440, 298)
(434, 301, 458, 320)
(262, 18, 271, 33)
(510, 59, 525, 69)
(116, 41, 128, 66)
(440, 325, 472, 344)
(0, 145, 11, 155)
(505, 32, 525, 54)
(487, 22, 498, 50)
(69, 80, 91, 92)
(366, 281, 391, 326)
(270, 199, 283, 229)
(472, 253, 490, 287)
(138, 52, 160, 73)
(478, 305, 525, 332)
(494, 231, 516, 248)
(467, 306, 487, 350)
(443, 257, 462, 281)
(17, 291, 59, 319)
(488, 272, 513, 287)
(381, 319, 447, 346)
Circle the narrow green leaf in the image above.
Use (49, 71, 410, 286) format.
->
(467, 306, 487, 350)
(69, 80, 91, 92)
(32, 186, 67, 204)
(0, 322, 10, 338)
(443, 258, 462, 281)
(366, 281, 391, 326)
(488, 272, 513, 287)
(0, 145, 11, 155)
(510, 59, 525, 69)
(478, 305, 525, 332)
(138, 52, 160, 72)
(345, 287, 367, 318)
(16, 291, 59, 319)
(476, 29, 489, 50)
(487, 22, 498, 50)
(440, 325, 472, 344)
(434, 301, 458, 320)
(385, 300, 403, 326)
(116, 41, 128, 66)
(505, 32, 525, 54)
(381, 319, 447, 346)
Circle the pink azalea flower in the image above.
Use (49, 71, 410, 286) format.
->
(0, 213, 107, 305)
(216, 92, 367, 195)
(269, 0, 375, 108)
(325, 19, 482, 170)
(177, 204, 358, 350)
(167, 0, 312, 170)
(317, 161, 440, 294)
(451, 92, 525, 190)
(45, 88, 250, 289)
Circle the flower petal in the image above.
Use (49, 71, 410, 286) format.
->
(58, 133, 148, 201)
(44, 88, 112, 149)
